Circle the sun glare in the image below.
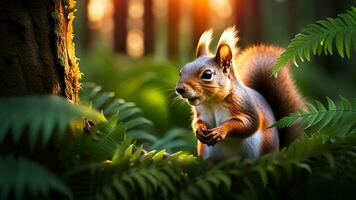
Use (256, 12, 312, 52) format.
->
(86, 0, 232, 56)
(153, 0, 167, 18)
(88, 0, 113, 29)
(127, 0, 144, 58)
(129, 1, 144, 19)
(210, 0, 232, 19)
(88, 0, 105, 24)
(127, 29, 144, 58)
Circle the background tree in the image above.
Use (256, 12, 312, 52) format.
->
(288, 0, 299, 38)
(144, 0, 154, 55)
(249, 0, 262, 42)
(82, 0, 92, 50)
(234, 0, 247, 43)
(113, 0, 128, 53)
(0, 0, 80, 101)
(192, 0, 209, 52)
(168, 0, 180, 60)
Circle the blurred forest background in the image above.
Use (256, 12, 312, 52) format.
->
(73, 0, 356, 141)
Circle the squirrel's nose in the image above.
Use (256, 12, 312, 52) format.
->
(176, 87, 186, 95)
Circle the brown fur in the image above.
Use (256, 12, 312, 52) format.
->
(197, 141, 204, 156)
(223, 92, 259, 138)
(259, 110, 279, 154)
(236, 45, 305, 147)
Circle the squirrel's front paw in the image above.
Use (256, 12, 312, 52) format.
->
(205, 127, 226, 146)
(195, 126, 209, 144)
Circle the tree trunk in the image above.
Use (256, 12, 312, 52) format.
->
(113, 0, 128, 53)
(192, 0, 209, 51)
(144, 0, 154, 55)
(249, 0, 262, 43)
(235, 0, 247, 41)
(0, 0, 81, 172)
(0, 0, 80, 102)
(168, 0, 180, 60)
(288, 0, 299, 38)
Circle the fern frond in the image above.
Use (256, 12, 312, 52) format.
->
(80, 82, 153, 130)
(273, 96, 356, 133)
(223, 133, 356, 199)
(178, 169, 232, 200)
(60, 83, 356, 199)
(61, 115, 127, 165)
(0, 96, 105, 150)
(0, 156, 72, 199)
(148, 128, 195, 152)
(273, 7, 356, 76)
(63, 130, 356, 199)
(59, 83, 154, 165)
(64, 139, 196, 199)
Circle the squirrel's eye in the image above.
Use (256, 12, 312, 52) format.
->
(201, 70, 213, 80)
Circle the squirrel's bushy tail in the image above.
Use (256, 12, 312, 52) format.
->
(236, 45, 305, 147)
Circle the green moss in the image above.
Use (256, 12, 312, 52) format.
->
(57, 58, 65, 68)
(52, 0, 81, 102)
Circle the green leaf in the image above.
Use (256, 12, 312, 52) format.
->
(124, 117, 153, 130)
(0, 96, 105, 149)
(196, 179, 213, 200)
(132, 173, 148, 197)
(322, 152, 335, 168)
(120, 107, 141, 121)
(273, 97, 356, 134)
(255, 167, 268, 187)
(0, 156, 72, 199)
(296, 163, 312, 174)
(215, 172, 231, 189)
(152, 150, 166, 162)
(112, 179, 129, 200)
(103, 99, 124, 115)
(130, 145, 144, 161)
(140, 170, 158, 189)
(128, 130, 158, 143)
(149, 128, 191, 150)
(80, 83, 102, 102)
(273, 7, 356, 76)
(243, 178, 257, 199)
(92, 92, 114, 109)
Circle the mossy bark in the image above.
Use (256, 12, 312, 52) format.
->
(0, 0, 81, 172)
(0, 0, 81, 102)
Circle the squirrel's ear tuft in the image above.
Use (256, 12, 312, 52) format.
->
(215, 26, 239, 64)
(196, 29, 213, 57)
(215, 44, 232, 67)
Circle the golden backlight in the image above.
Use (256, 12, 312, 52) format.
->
(210, 0, 232, 19)
(88, 0, 111, 27)
(127, 29, 144, 57)
(127, 0, 144, 57)
(86, 0, 234, 57)
(88, 0, 114, 44)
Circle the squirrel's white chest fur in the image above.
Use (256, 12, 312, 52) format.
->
(196, 103, 231, 128)
(196, 103, 262, 159)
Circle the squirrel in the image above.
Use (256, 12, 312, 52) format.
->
(175, 27, 305, 160)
